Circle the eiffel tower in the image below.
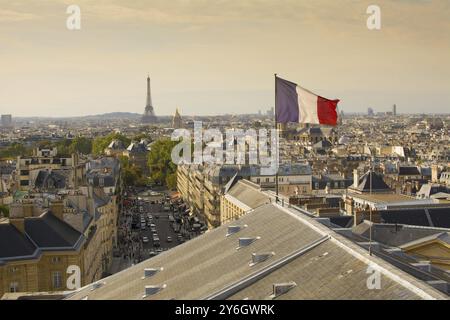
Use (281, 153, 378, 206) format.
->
(142, 75, 157, 123)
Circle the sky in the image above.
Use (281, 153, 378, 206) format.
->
(0, 0, 449, 117)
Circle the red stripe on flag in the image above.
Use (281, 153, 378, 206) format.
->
(317, 97, 339, 126)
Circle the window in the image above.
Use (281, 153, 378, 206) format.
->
(10, 266, 19, 273)
(9, 282, 19, 293)
(52, 271, 63, 289)
(256, 178, 260, 184)
(51, 257, 61, 264)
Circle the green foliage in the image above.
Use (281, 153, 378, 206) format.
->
(0, 205, 9, 218)
(132, 133, 151, 142)
(165, 173, 177, 190)
(69, 136, 92, 155)
(54, 139, 72, 156)
(119, 155, 147, 187)
(0, 143, 32, 159)
(147, 139, 178, 187)
(92, 132, 131, 156)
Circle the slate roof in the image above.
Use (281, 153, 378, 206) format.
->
(33, 170, 67, 189)
(398, 166, 421, 176)
(0, 223, 37, 263)
(329, 216, 354, 228)
(107, 139, 125, 150)
(352, 222, 448, 247)
(0, 211, 84, 264)
(24, 212, 84, 249)
(226, 180, 271, 209)
(379, 207, 450, 228)
(351, 171, 391, 193)
(66, 203, 446, 300)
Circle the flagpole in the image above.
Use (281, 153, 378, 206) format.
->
(274, 73, 279, 203)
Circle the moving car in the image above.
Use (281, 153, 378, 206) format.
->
(167, 236, 172, 242)
(142, 236, 149, 243)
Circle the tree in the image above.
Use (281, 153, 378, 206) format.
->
(119, 155, 147, 187)
(0, 205, 9, 218)
(147, 139, 178, 187)
(0, 142, 31, 159)
(69, 137, 92, 155)
(92, 132, 131, 155)
(55, 139, 72, 156)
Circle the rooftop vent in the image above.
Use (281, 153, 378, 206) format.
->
(270, 281, 297, 299)
(143, 284, 167, 298)
(226, 224, 247, 237)
(310, 252, 329, 262)
(90, 281, 105, 291)
(249, 252, 275, 266)
(338, 269, 353, 279)
(142, 267, 164, 279)
(237, 236, 260, 249)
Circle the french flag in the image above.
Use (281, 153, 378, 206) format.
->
(275, 76, 339, 126)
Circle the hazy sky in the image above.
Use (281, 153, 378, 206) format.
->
(1, 0, 449, 117)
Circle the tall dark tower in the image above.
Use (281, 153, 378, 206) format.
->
(142, 75, 157, 123)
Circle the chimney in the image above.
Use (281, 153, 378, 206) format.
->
(50, 200, 64, 221)
(353, 169, 359, 188)
(431, 165, 440, 183)
(10, 218, 25, 234)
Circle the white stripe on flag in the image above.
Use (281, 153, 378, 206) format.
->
(296, 85, 319, 124)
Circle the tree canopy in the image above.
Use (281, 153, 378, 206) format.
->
(147, 139, 178, 190)
(92, 132, 131, 155)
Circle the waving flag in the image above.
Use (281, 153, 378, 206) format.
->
(275, 76, 339, 126)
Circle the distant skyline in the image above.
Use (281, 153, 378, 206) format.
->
(1, 0, 450, 117)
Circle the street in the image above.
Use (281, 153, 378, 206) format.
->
(109, 187, 206, 274)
